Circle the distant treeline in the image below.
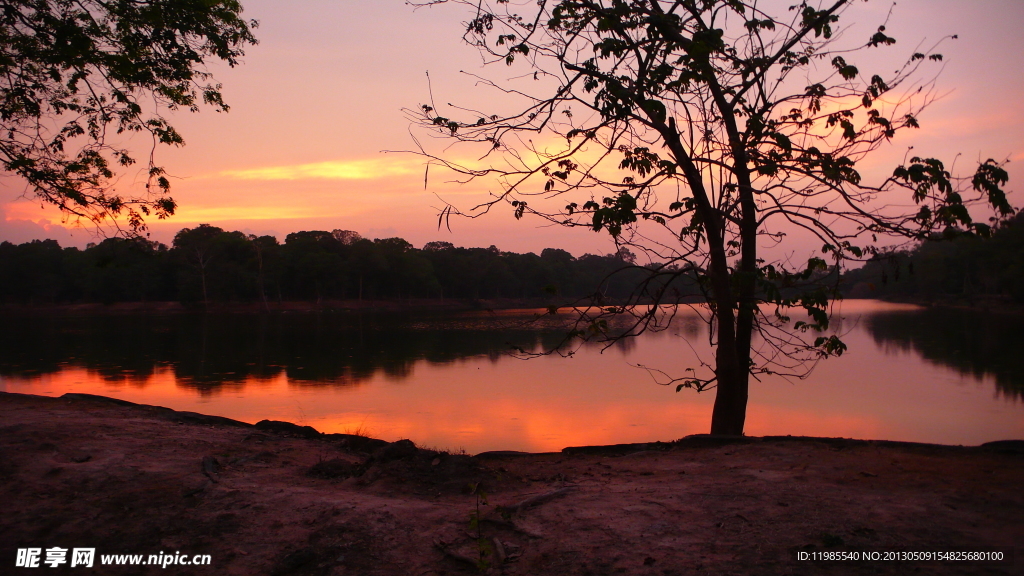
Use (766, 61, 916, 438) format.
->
(0, 225, 670, 305)
(5, 213, 1020, 307)
(842, 212, 1024, 303)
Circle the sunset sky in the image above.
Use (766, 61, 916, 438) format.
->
(1, 0, 1022, 258)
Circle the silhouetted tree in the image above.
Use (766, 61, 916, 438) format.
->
(0, 0, 257, 233)
(283, 231, 347, 302)
(413, 0, 1015, 434)
(0, 239, 65, 303)
(173, 225, 226, 304)
(81, 237, 171, 303)
(248, 234, 279, 310)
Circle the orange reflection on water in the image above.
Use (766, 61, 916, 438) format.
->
(3, 303, 1022, 453)
(2, 348, 718, 453)
(744, 405, 886, 441)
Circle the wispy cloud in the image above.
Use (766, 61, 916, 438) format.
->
(212, 157, 421, 181)
(171, 204, 326, 221)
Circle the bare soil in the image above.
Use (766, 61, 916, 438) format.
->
(0, 391, 1020, 575)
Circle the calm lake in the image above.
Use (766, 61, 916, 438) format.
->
(1, 300, 1021, 453)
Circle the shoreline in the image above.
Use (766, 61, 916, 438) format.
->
(1, 295, 1021, 318)
(875, 294, 1024, 316)
(21, 390, 1024, 455)
(1, 391, 1020, 575)
(0, 298, 589, 316)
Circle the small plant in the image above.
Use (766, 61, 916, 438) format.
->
(342, 419, 371, 438)
(466, 482, 492, 570)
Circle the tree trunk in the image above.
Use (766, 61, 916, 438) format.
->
(195, 248, 209, 307)
(659, 116, 751, 435)
(718, 178, 759, 436)
(254, 245, 269, 312)
(200, 265, 208, 307)
(709, 359, 747, 435)
(703, 186, 752, 435)
(708, 261, 748, 436)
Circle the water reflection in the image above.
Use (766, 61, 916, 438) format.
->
(1, 303, 1021, 452)
(0, 312, 586, 394)
(1, 306, 1020, 401)
(863, 307, 1024, 401)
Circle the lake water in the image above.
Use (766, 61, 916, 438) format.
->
(1, 300, 1021, 453)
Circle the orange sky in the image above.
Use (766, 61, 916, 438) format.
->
(1, 0, 1022, 257)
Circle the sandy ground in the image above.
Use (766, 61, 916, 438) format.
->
(0, 391, 1020, 576)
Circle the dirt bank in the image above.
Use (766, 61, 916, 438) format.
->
(0, 391, 1019, 575)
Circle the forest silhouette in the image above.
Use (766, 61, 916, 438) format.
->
(2, 214, 1022, 307)
(841, 212, 1024, 304)
(0, 225, 672, 305)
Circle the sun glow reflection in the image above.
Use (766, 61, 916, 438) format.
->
(2, 304, 1022, 452)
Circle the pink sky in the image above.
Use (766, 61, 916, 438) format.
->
(1, 0, 1021, 258)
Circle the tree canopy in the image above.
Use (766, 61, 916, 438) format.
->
(411, 0, 1015, 434)
(0, 0, 257, 232)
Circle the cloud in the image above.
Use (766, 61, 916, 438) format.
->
(211, 156, 423, 181)
(171, 204, 326, 222)
(0, 202, 97, 247)
(367, 227, 399, 239)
